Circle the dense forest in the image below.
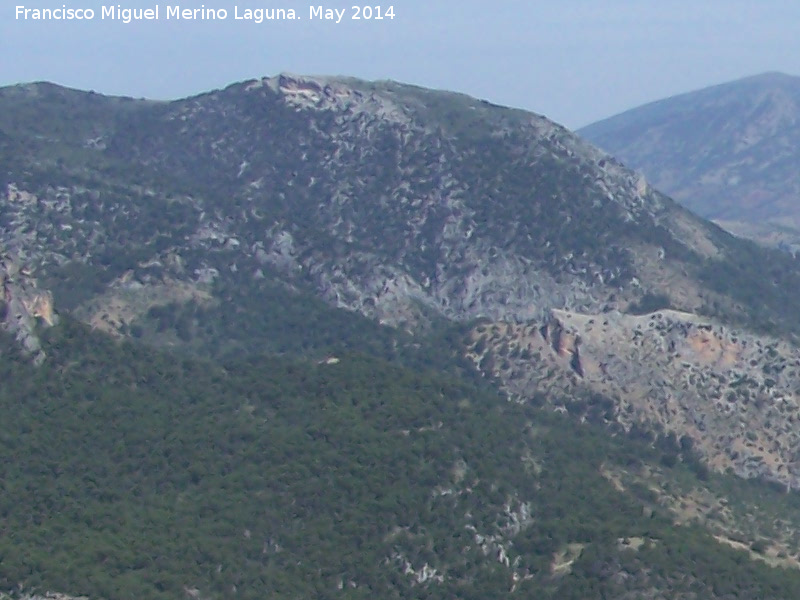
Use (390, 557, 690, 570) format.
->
(0, 320, 799, 598)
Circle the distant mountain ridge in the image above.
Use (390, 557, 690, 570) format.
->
(578, 72, 800, 230)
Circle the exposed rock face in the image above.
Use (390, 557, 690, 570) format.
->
(469, 309, 800, 487)
(0, 253, 56, 363)
(3, 594, 89, 600)
(263, 73, 413, 126)
(76, 272, 214, 337)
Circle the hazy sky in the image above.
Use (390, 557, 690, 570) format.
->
(2, 1, 800, 128)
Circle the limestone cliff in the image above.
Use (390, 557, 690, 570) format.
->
(470, 309, 800, 488)
(0, 253, 57, 363)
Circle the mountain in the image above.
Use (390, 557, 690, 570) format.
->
(7, 75, 800, 480)
(8, 74, 800, 597)
(578, 72, 800, 244)
(6, 75, 800, 340)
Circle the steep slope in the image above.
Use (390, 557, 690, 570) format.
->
(578, 72, 800, 232)
(467, 309, 800, 487)
(4, 74, 800, 338)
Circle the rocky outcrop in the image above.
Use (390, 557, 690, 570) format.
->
(76, 271, 214, 338)
(0, 253, 57, 363)
(470, 309, 800, 488)
(1, 593, 88, 600)
(263, 73, 413, 126)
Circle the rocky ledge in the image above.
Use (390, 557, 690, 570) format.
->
(469, 308, 800, 488)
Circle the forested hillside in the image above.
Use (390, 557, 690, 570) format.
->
(0, 321, 800, 598)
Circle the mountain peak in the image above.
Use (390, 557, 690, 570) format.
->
(738, 71, 797, 84)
